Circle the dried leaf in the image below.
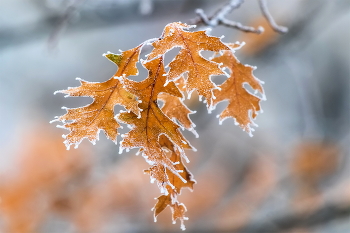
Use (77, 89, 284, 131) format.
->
(152, 136, 195, 230)
(158, 77, 196, 132)
(148, 22, 229, 107)
(53, 46, 142, 148)
(53, 21, 266, 230)
(117, 57, 195, 227)
(118, 57, 192, 191)
(161, 135, 196, 193)
(212, 49, 264, 134)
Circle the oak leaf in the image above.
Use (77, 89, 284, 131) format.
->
(53, 21, 266, 230)
(148, 22, 229, 107)
(212, 48, 265, 134)
(152, 135, 196, 230)
(52, 46, 142, 148)
(158, 77, 197, 133)
(118, 57, 193, 193)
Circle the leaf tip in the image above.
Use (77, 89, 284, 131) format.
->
(64, 141, 71, 150)
(189, 128, 199, 138)
(205, 27, 212, 33)
(257, 26, 265, 33)
(104, 52, 123, 66)
(53, 90, 61, 95)
(49, 118, 57, 124)
(56, 124, 66, 129)
(180, 222, 186, 231)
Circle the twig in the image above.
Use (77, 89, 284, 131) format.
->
(189, 0, 289, 35)
(189, 0, 263, 34)
(204, 0, 245, 26)
(48, 0, 85, 49)
(238, 200, 350, 232)
(195, 8, 264, 34)
(189, 0, 244, 25)
(188, 0, 263, 34)
(139, 0, 154, 15)
(258, 0, 288, 34)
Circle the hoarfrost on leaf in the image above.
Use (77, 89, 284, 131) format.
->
(53, 21, 265, 230)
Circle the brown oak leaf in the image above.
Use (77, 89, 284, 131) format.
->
(118, 57, 193, 194)
(152, 135, 196, 230)
(53, 21, 266, 230)
(53, 45, 142, 148)
(158, 77, 197, 134)
(212, 48, 265, 134)
(147, 22, 229, 107)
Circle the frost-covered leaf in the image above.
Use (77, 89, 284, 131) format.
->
(148, 22, 229, 107)
(153, 194, 188, 230)
(158, 77, 196, 133)
(118, 57, 191, 152)
(152, 135, 195, 230)
(53, 21, 266, 230)
(212, 49, 264, 134)
(118, 57, 193, 196)
(53, 46, 142, 148)
(160, 135, 195, 193)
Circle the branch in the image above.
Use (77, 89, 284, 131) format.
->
(258, 0, 288, 34)
(188, 0, 289, 35)
(0, 0, 210, 51)
(189, 0, 264, 34)
(239, 201, 350, 232)
(195, 8, 264, 34)
(48, 0, 85, 49)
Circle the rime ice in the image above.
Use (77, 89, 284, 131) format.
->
(53, 21, 264, 231)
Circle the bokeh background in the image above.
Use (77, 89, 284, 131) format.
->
(0, 0, 349, 232)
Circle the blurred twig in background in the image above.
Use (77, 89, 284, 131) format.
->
(189, 0, 288, 34)
(48, 0, 85, 48)
(258, 0, 288, 34)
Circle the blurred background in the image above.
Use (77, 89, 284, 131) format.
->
(0, 0, 349, 232)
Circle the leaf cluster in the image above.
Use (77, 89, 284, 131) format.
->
(53, 22, 265, 230)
